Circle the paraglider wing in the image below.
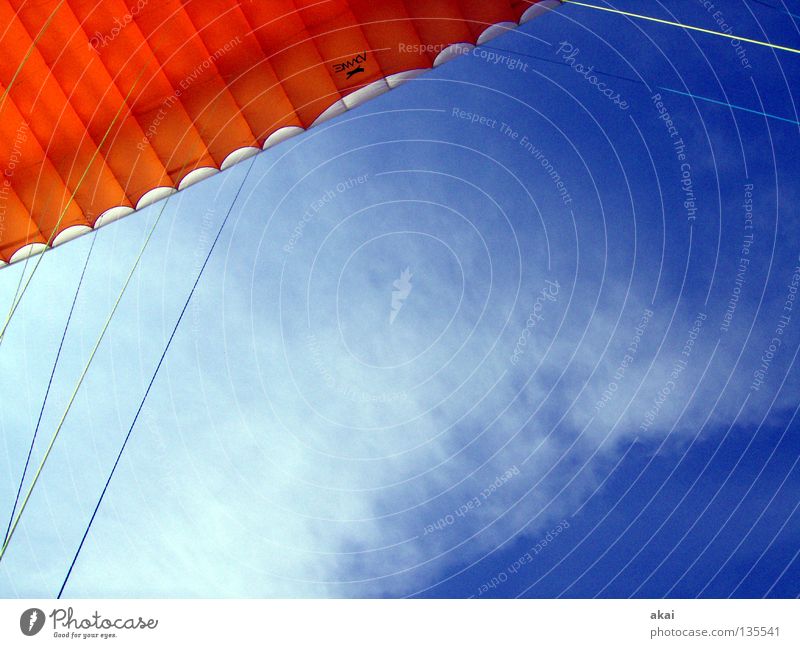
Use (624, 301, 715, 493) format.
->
(0, 0, 559, 266)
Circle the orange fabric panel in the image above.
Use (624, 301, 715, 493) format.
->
(0, 3, 126, 222)
(0, 0, 545, 264)
(70, 0, 218, 180)
(8, 0, 169, 207)
(459, 0, 519, 39)
(0, 182, 42, 261)
(131, 0, 256, 164)
(181, 0, 301, 142)
(349, 0, 434, 71)
(0, 84, 86, 253)
(404, 0, 474, 50)
(240, 0, 343, 127)
(295, 0, 385, 94)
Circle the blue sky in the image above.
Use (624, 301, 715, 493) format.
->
(1, 0, 799, 597)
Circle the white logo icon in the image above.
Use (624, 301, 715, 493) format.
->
(390, 268, 413, 324)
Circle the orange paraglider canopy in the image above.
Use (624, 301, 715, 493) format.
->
(0, 0, 558, 264)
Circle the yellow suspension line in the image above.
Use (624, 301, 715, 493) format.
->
(562, 0, 800, 55)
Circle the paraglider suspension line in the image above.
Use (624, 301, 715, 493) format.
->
(3, 235, 97, 546)
(57, 155, 258, 598)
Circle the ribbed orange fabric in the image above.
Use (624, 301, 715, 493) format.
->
(0, 0, 545, 262)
